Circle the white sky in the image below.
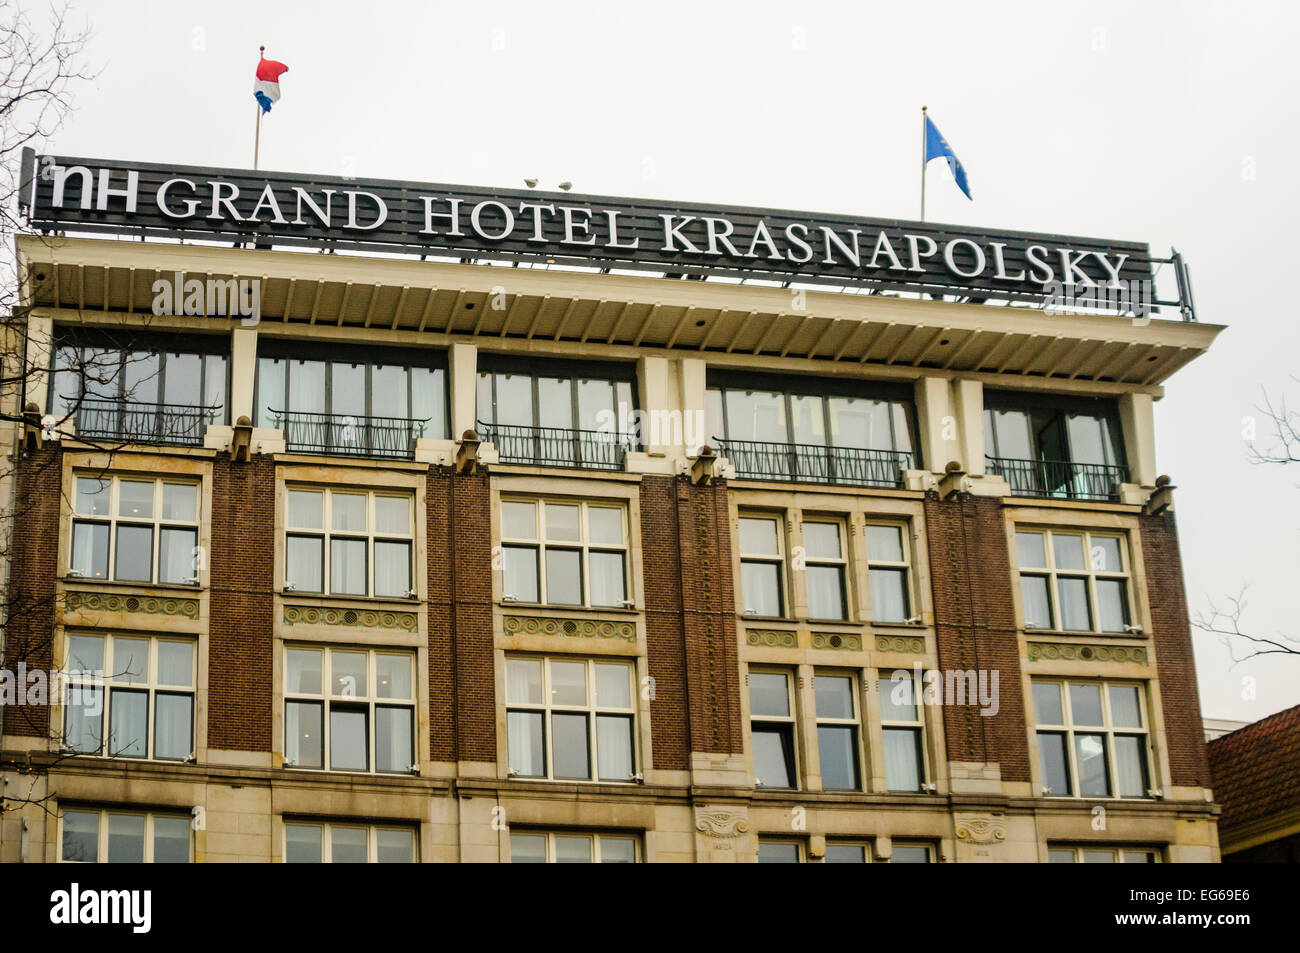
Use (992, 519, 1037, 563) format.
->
(28, 0, 1300, 723)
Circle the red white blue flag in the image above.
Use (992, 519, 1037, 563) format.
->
(254, 55, 289, 114)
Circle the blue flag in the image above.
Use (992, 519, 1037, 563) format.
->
(924, 115, 972, 201)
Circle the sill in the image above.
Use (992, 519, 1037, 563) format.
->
(64, 577, 203, 592)
(505, 776, 640, 786)
(281, 765, 421, 778)
(280, 590, 420, 604)
(740, 615, 794, 624)
(871, 620, 928, 629)
(1023, 629, 1143, 639)
(499, 601, 640, 614)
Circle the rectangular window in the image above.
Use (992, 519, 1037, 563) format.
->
(70, 475, 200, 585)
(1048, 845, 1159, 863)
(877, 670, 927, 792)
(866, 522, 913, 624)
(739, 514, 785, 617)
(814, 673, 861, 791)
(1016, 528, 1132, 633)
(61, 633, 195, 761)
(499, 499, 629, 608)
(283, 821, 416, 862)
(284, 488, 414, 598)
(889, 842, 935, 863)
(1032, 679, 1151, 799)
(284, 647, 415, 774)
(508, 830, 639, 863)
(505, 656, 636, 782)
(757, 839, 804, 863)
(824, 841, 870, 863)
(803, 520, 848, 621)
(749, 669, 797, 789)
(59, 808, 192, 862)
(983, 394, 1127, 500)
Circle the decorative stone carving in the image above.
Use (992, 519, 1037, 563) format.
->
(695, 808, 750, 839)
(875, 635, 926, 654)
(64, 590, 200, 620)
(747, 629, 797, 648)
(1027, 642, 1147, 664)
(283, 605, 418, 631)
(504, 614, 636, 643)
(955, 814, 1007, 845)
(811, 632, 862, 651)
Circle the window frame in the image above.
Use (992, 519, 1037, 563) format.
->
(498, 497, 631, 609)
(507, 829, 641, 863)
(802, 518, 850, 621)
(69, 474, 202, 586)
(738, 512, 788, 618)
(58, 807, 193, 863)
(756, 838, 806, 863)
(504, 654, 638, 783)
(864, 519, 915, 624)
(876, 668, 929, 793)
(61, 632, 196, 762)
(748, 666, 799, 790)
(1031, 677, 1153, 800)
(1047, 844, 1160, 863)
(1015, 527, 1134, 634)
(283, 486, 416, 599)
(889, 841, 936, 863)
(813, 669, 863, 792)
(282, 645, 417, 775)
(282, 820, 418, 863)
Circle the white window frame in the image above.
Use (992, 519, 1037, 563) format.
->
(70, 474, 201, 585)
(507, 829, 640, 863)
(504, 654, 637, 783)
(889, 841, 936, 863)
(738, 512, 787, 618)
(876, 668, 929, 793)
(61, 632, 196, 762)
(58, 807, 193, 863)
(1015, 528, 1133, 633)
(283, 645, 417, 774)
(756, 838, 806, 863)
(813, 669, 863, 792)
(823, 840, 872, 863)
(283, 820, 418, 862)
(802, 518, 850, 621)
(498, 497, 631, 609)
(748, 666, 799, 790)
(1032, 677, 1152, 800)
(284, 486, 415, 598)
(1048, 845, 1160, 863)
(864, 519, 915, 624)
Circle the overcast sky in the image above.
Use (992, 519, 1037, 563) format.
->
(27, 0, 1300, 723)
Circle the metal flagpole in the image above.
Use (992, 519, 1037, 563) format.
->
(253, 45, 264, 170)
(920, 104, 930, 223)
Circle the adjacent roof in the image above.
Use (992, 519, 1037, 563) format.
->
(1207, 702, 1300, 839)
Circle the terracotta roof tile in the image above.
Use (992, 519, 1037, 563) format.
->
(1207, 702, 1300, 835)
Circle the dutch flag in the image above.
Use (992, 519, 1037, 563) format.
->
(254, 54, 289, 114)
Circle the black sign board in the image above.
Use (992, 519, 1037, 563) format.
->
(21, 150, 1158, 307)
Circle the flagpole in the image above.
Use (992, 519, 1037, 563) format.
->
(920, 104, 930, 223)
(253, 45, 264, 170)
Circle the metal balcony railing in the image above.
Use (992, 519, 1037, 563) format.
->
(70, 398, 217, 447)
(715, 438, 914, 488)
(272, 410, 428, 460)
(478, 420, 634, 471)
(985, 455, 1130, 501)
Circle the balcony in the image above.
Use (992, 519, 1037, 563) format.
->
(272, 410, 428, 460)
(716, 438, 914, 488)
(477, 420, 633, 471)
(985, 456, 1130, 502)
(71, 398, 216, 447)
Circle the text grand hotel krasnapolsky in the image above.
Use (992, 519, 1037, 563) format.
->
(0, 153, 1222, 863)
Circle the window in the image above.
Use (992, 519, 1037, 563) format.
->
(803, 520, 848, 620)
(749, 669, 797, 789)
(60, 808, 192, 862)
(866, 522, 913, 623)
(70, 475, 200, 585)
(499, 499, 629, 608)
(814, 673, 861, 791)
(890, 843, 935, 863)
(739, 514, 785, 617)
(509, 830, 639, 863)
(61, 633, 195, 761)
(757, 839, 804, 863)
(255, 349, 447, 438)
(49, 334, 229, 443)
(983, 393, 1128, 500)
(284, 647, 415, 774)
(505, 656, 636, 782)
(284, 487, 414, 598)
(284, 822, 416, 862)
(706, 375, 918, 486)
(824, 842, 870, 863)
(1016, 529, 1132, 633)
(1032, 679, 1151, 799)
(1048, 845, 1159, 863)
(878, 670, 927, 792)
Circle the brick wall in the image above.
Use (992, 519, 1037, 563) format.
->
(207, 453, 275, 751)
(640, 475, 742, 768)
(923, 493, 1031, 782)
(1140, 510, 1210, 787)
(426, 467, 495, 764)
(2, 446, 63, 738)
